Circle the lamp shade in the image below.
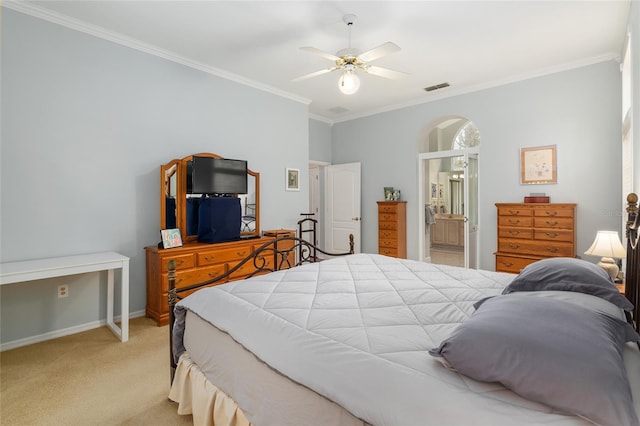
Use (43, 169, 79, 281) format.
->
(584, 230, 626, 259)
(338, 70, 360, 95)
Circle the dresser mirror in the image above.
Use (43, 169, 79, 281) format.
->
(160, 153, 260, 243)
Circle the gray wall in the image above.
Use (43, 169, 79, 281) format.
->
(332, 61, 623, 270)
(1, 9, 310, 344)
(309, 119, 333, 163)
(631, 3, 640, 194)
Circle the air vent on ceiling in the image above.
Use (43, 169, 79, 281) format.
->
(424, 82, 450, 92)
(328, 106, 350, 114)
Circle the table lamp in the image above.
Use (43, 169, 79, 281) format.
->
(584, 230, 626, 280)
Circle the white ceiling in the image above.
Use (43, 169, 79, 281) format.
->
(11, 1, 631, 122)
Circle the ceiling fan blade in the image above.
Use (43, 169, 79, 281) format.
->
(291, 67, 338, 82)
(365, 65, 408, 80)
(300, 46, 340, 62)
(358, 42, 401, 62)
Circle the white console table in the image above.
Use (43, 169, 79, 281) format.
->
(0, 252, 130, 342)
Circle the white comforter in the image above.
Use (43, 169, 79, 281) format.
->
(173, 253, 607, 425)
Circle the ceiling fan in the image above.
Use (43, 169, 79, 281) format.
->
(292, 14, 407, 94)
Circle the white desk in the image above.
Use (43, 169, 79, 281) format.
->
(0, 252, 130, 342)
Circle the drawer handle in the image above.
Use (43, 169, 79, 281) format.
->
(508, 243, 521, 249)
(545, 232, 559, 238)
(501, 261, 514, 267)
(208, 272, 219, 278)
(546, 247, 560, 253)
(508, 219, 520, 225)
(204, 256, 216, 262)
(545, 210, 558, 217)
(508, 230, 520, 236)
(172, 259, 185, 266)
(237, 251, 247, 256)
(384, 241, 390, 246)
(546, 220, 558, 226)
(508, 210, 520, 215)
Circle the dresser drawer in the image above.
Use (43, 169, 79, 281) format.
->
(160, 253, 195, 272)
(498, 227, 533, 239)
(378, 204, 398, 213)
(498, 238, 574, 257)
(379, 230, 396, 240)
(497, 207, 532, 217)
(379, 238, 398, 249)
(495, 255, 540, 273)
(379, 222, 397, 231)
(533, 229, 574, 242)
(533, 217, 574, 229)
(197, 246, 253, 266)
(498, 216, 533, 227)
(379, 247, 398, 257)
(533, 206, 574, 218)
(379, 213, 397, 222)
(162, 264, 226, 292)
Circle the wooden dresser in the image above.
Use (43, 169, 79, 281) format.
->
(377, 201, 407, 258)
(145, 234, 293, 326)
(495, 202, 576, 273)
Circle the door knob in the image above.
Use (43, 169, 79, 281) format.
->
(352, 217, 361, 221)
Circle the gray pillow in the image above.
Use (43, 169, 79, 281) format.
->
(429, 294, 640, 426)
(502, 257, 633, 311)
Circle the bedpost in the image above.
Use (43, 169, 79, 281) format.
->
(168, 260, 177, 380)
(625, 193, 639, 333)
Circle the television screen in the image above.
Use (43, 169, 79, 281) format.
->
(190, 156, 248, 195)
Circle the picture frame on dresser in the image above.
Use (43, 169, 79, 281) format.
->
(161, 228, 183, 249)
(520, 145, 557, 185)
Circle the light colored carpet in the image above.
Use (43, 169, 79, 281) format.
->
(0, 317, 193, 425)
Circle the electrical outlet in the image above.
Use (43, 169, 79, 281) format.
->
(57, 284, 69, 298)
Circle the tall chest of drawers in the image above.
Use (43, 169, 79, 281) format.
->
(495, 203, 576, 273)
(377, 201, 407, 258)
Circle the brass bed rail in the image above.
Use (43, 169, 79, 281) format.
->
(167, 234, 354, 378)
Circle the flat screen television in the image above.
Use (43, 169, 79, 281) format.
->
(189, 156, 248, 195)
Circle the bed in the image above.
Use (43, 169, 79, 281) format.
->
(168, 194, 640, 426)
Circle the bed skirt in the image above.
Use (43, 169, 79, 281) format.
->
(169, 353, 251, 426)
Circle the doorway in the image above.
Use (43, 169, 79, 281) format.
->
(418, 118, 480, 268)
(308, 161, 362, 254)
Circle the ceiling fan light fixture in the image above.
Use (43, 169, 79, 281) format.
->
(339, 70, 360, 95)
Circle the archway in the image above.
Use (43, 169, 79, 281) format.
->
(417, 116, 480, 268)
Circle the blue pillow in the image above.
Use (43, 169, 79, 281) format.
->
(429, 294, 640, 426)
(501, 257, 633, 311)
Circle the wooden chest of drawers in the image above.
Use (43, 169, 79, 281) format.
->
(145, 235, 288, 326)
(495, 203, 576, 273)
(377, 201, 407, 258)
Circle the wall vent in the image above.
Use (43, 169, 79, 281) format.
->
(328, 106, 350, 114)
(424, 82, 450, 92)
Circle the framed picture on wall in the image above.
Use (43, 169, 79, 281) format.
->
(286, 168, 300, 191)
(520, 145, 557, 185)
(161, 228, 183, 249)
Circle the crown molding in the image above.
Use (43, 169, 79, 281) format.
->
(3, 1, 311, 107)
(308, 114, 334, 126)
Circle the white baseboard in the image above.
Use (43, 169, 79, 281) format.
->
(0, 310, 146, 352)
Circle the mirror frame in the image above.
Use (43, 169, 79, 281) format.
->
(160, 152, 260, 243)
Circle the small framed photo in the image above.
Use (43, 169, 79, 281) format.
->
(161, 228, 183, 249)
(520, 145, 557, 185)
(286, 168, 300, 191)
(384, 187, 394, 200)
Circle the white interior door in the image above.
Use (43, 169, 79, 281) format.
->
(325, 162, 361, 253)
